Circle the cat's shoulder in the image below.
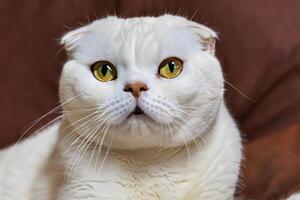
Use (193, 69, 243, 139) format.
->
(0, 121, 60, 172)
(0, 121, 61, 198)
(1, 121, 60, 154)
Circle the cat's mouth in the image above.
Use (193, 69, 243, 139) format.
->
(126, 106, 148, 119)
(122, 105, 161, 127)
(125, 105, 157, 125)
(133, 106, 144, 115)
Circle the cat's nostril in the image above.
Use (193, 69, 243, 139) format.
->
(123, 82, 148, 98)
(140, 85, 147, 91)
(124, 86, 133, 92)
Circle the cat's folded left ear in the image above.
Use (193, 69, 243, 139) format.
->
(61, 26, 88, 56)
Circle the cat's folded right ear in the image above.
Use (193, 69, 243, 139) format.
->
(61, 26, 88, 56)
(188, 21, 218, 55)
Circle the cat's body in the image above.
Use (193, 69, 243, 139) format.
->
(1, 15, 244, 200)
(0, 102, 241, 200)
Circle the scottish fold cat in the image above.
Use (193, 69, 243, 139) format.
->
(0, 15, 244, 200)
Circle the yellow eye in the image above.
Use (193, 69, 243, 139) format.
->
(158, 57, 183, 79)
(91, 61, 117, 82)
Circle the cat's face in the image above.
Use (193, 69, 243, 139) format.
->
(59, 15, 224, 149)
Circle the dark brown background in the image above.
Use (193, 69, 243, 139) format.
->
(0, 1, 299, 199)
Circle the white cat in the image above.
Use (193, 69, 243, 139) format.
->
(0, 15, 243, 200)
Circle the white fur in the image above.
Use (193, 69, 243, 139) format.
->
(0, 15, 242, 200)
(0, 123, 59, 199)
(287, 193, 300, 200)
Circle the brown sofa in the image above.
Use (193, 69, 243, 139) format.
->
(0, 1, 299, 199)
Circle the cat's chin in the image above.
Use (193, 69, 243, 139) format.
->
(105, 113, 171, 149)
(122, 112, 158, 129)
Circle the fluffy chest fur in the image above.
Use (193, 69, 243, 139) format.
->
(61, 148, 194, 199)
(57, 104, 241, 200)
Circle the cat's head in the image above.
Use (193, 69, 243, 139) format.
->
(59, 15, 224, 149)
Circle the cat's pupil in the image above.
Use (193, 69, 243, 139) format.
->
(101, 65, 109, 76)
(169, 62, 176, 73)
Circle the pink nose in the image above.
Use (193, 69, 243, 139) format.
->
(123, 82, 149, 98)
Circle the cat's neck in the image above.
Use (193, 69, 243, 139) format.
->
(57, 116, 208, 160)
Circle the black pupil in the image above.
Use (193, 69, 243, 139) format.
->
(168, 61, 176, 73)
(101, 65, 110, 76)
